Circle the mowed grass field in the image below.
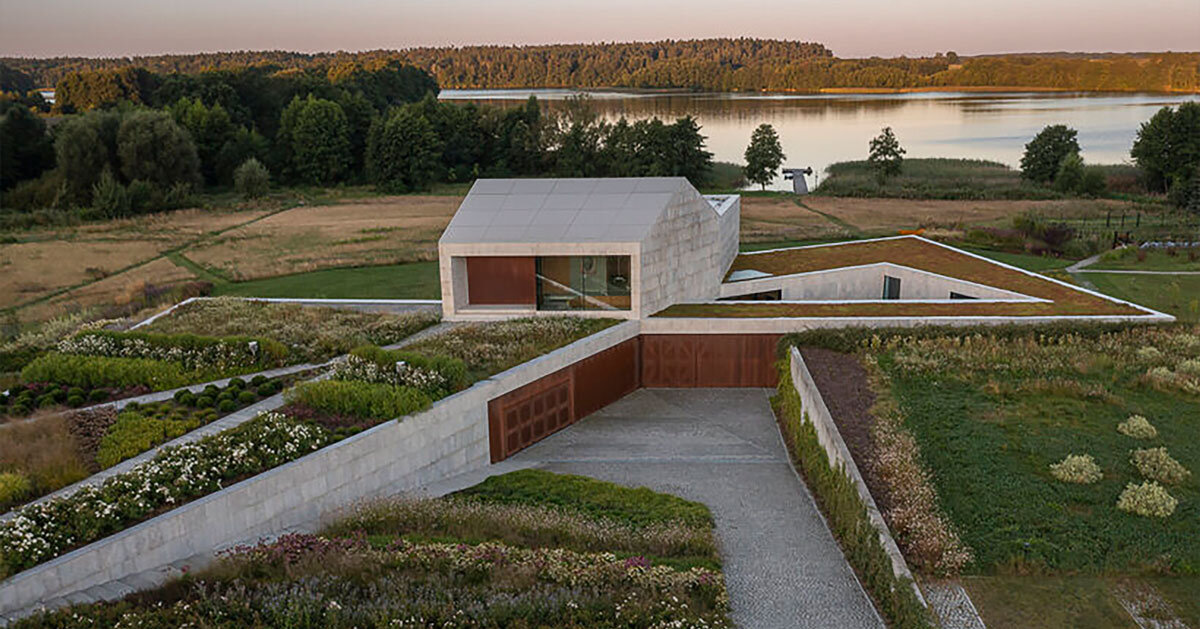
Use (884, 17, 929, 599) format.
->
(0, 187, 1171, 325)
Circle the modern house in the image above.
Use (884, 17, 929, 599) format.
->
(439, 177, 1172, 327)
(438, 177, 739, 320)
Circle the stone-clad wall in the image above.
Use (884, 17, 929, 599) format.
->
(639, 187, 739, 316)
(0, 321, 642, 621)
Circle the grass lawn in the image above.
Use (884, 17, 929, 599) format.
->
(1086, 273, 1200, 322)
(959, 246, 1077, 273)
(14, 470, 730, 628)
(214, 261, 441, 299)
(1091, 247, 1200, 272)
(963, 576, 1200, 628)
(873, 326, 1200, 575)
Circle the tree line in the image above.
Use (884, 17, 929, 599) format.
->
(0, 63, 715, 216)
(4, 40, 1197, 93)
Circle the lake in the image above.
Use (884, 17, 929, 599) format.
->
(440, 89, 1199, 190)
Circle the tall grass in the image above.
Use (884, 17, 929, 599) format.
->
(817, 158, 1065, 200)
(0, 413, 90, 511)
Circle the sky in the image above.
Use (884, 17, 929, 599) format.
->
(0, 0, 1197, 58)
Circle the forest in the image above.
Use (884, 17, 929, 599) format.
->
(0, 60, 715, 218)
(2, 39, 1197, 93)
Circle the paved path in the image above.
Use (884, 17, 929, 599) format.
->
(508, 388, 884, 629)
(1067, 252, 1200, 275)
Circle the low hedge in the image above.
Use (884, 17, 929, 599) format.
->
(66, 330, 289, 369)
(95, 410, 203, 469)
(20, 354, 193, 390)
(778, 321, 1144, 356)
(773, 362, 933, 629)
(348, 345, 470, 394)
(285, 380, 432, 421)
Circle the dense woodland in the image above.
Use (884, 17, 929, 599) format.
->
(0, 60, 715, 217)
(2, 39, 1198, 93)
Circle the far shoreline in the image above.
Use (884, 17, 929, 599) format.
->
(439, 85, 1200, 98)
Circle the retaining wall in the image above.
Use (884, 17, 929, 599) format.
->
(787, 346, 926, 606)
(0, 321, 641, 620)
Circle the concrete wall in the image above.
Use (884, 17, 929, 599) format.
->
(0, 321, 641, 620)
(721, 263, 1043, 302)
(638, 187, 739, 316)
(787, 347, 924, 605)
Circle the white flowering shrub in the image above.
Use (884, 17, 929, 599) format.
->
(57, 330, 287, 372)
(0, 413, 327, 576)
(1178, 358, 1200, 377)
(1049, 454, 1103, 484)
(1117, 415, 1158, 439)
(1116, 481, 1178, 518)
(1130, 447, 1192, 485)
(1135, 346, 1163, 362)
(331, 354, 448, 393)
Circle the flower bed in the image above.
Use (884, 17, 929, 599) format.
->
(0, 373, 294, 514)
(14, 471, 731, 628)
(0, 413, 328, 579)
(139, 297, 440, 362)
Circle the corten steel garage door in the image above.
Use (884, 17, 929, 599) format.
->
(466, 256, 536, 305)
(642, 334, 782, 388)
(487, 338, 640, 462)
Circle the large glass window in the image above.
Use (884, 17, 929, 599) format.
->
(536, 256, 631, 311)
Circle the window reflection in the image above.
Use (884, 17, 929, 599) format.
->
(536, 256, 631, 311)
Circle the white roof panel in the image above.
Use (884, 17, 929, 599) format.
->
(440, 177, 697, 244)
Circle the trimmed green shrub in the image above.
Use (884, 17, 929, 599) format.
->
(1049, 454, 1103, 484)
(173, 389, 190, 403)
(251, 374, 268, 386)
(256, 384, 274, 397)
(1117, 481, 1177, 518)
(218, 399, 238, 413)
(285, 380, 431, 421)
(67, 395, 84, 407)
(88, 389, 109, 402)
(228, 378, 246, 389)
(21, 354, 191, 390)
(96, 410, 202, 468)
(0, 472, 32, 509)
(195, 395, 213, 408)
(237, 391, 257, 404)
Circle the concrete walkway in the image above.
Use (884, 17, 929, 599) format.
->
(508, 388, 884, 629)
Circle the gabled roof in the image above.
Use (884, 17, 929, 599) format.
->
(439, 177, 694, 245)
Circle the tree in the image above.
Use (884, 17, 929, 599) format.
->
(867, 126, 905, 183)
(1131, 102, 1200, 203)
(169, 97, 237, 185)
(666, 116, 713, 186)
(1054, 153, 1085, 193)
(1021, 124, 1079, 183)
(551, 95, 607, 177)
(744, 123, 785, 190)
(116, 110, 201, 190)
(234, 158, 270, 199)
(366, 106, 442, 193)
(277, 95, 352, 185)
(54, 110, 122, 204)
(0, 102, 54, 190)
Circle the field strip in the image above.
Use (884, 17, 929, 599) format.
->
(5, 204, 300, 315)
(792, 198, 865, 235)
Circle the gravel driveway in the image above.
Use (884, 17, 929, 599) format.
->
(508, 388, 885, 629)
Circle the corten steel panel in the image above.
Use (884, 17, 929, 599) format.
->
(643, 334, 782, 388)
(572, 337, 640, 419)
(466, 256, 536, 305)
(641, 335, 697, 387)
(488, 368, 572, 462)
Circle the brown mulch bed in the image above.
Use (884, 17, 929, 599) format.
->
(798, 346, 893, 513)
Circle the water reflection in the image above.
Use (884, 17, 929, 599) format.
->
(441, 90, 1199, 190)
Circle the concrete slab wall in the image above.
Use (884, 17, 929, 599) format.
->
(786, 346, 924, 605)
(721, 263, 1042, 301)
(639, 187, 738, 316)
(0, 321, 642, 620)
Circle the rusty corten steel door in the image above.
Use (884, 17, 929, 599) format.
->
(572, 337, 640, 419)
(642, 334, 781, 388)
(488, 368, 573, 462)
(466, 256, 536, 305)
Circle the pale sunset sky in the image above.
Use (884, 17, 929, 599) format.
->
(0, 0, 1197, 57)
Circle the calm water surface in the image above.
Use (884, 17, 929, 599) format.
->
(441, 89, 1199, 190)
